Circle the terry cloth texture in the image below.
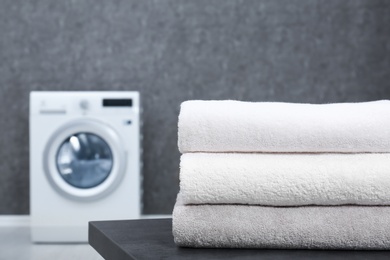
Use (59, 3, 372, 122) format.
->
(178, 100, 390, 153)
(179, 153, 390, 206)
(173, 202, 390, 250)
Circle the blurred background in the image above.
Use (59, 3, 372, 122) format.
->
(0, 0, 389, 215)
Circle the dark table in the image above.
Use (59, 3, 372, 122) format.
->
(89, 218, 390, 260)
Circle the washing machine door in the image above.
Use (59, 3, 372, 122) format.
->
(43, 119, 127, 200)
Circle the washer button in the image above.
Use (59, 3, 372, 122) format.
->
(80, 100, 89, 110)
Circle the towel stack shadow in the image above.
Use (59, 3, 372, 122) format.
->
(173, 100, 390, 249)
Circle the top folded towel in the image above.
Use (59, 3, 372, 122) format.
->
(178, 100, 390, 153)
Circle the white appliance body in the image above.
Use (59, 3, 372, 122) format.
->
(30, 91, 141, 242)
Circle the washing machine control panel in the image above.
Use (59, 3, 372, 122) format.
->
(30, 92, 140, 116)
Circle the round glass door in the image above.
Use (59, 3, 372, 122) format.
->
(44, 119, 127, 201)
(56, 133, 113, 189)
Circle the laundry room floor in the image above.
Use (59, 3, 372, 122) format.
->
(0, 226, 103, 260)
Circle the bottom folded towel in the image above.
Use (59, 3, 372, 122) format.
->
(173, 203, 390, 249)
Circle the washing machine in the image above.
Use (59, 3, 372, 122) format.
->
(30, 91, 141, 242)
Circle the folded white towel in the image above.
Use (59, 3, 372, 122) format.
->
(173, 202, 390, 249)
(178, 100, 390, 153)
(180, 153, 390, 206)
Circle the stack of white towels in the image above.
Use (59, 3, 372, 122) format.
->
(173, 100, 390, 249)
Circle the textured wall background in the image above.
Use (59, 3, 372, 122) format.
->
(0, 0, 389, 214)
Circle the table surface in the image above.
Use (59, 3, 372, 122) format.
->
(89, 218, 390, 260)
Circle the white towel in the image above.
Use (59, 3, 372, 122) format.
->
(180, 153, 390, 206)
(178, 100, 390, 153)
(173, 202, 390, 249)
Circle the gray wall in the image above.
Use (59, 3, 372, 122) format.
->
(0, 0, 389, 214)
